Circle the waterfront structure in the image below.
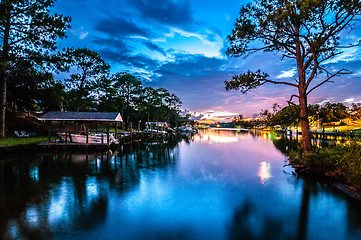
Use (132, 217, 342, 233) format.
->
(38, 111, 123, 145)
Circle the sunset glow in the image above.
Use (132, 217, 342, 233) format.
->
(53, 0, 361, 118)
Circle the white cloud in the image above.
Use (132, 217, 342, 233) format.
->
(325, 48, 358, 64)
(79, 32, 89, 39)
(171, 28, 217, 47)
(343, 98, 355, 103)
(69, 26, 89, 40)
(277, 68, 296, 79)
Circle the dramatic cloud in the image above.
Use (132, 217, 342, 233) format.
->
(94, 16, 151, 38)
(53, 0, 361, 120)
(143, 41, 167, 56)
(127, 0, 194, 27)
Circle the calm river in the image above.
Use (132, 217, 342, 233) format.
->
(1, 130, 361, 239)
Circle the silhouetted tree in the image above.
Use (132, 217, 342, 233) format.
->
(61, 48, 110, 111)
(0, 0, 70, 138)
(226, 0, 361, 154)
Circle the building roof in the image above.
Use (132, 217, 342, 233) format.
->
(38, 111, 123, 122)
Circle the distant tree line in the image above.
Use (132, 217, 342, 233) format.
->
(233, 102, 361, 129)
(0, 1, 182, 137)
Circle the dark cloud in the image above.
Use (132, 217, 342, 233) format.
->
(100, 49, 160, 69)
(155, 52, 227, 78)
(135, 52, 232, 110)
(93, 37, 160, 69)
(94, 16, 151, 38)
(93, 38, 132, 52)
(143, 41, 166, 55)
(127, 0, 194, 27)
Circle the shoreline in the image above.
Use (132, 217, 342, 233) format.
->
(293, 165, 361, 203)
(2, 142, 361, 203)
(0, 143, 39, 153)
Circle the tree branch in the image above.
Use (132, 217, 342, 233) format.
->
(287, 94, 299, 105)
(265, 79, 298, 88)
(306, 69, 350, 95)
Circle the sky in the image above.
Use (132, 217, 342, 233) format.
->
(52, 0, 361, 122)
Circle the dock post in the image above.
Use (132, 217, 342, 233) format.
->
(151, 124, 153, 139)
(131, 122, 133, 139)
(107, 122, 110, 145)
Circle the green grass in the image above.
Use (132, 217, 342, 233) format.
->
(0, 136, 52, 146)
(289, 142, 361, 189)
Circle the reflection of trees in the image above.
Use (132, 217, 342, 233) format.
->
(297, 179, 312, 240)
(346, 199, 361, 232)
(0, 138, 181, 239)
(0, 153, 110, 239)
(229, 200, 295, 240)
(272, 134, 301, 156)
(273, 134, 361, 237)
(229, 176, 358, 240)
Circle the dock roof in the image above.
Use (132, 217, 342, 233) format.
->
(38, 111, 123, 122)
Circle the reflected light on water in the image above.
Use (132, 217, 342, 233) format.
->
(200, 131, 239, 143)
(208, 135, 238, 143)
(258, 161, 271, 184)
(26, 207, 39, 227)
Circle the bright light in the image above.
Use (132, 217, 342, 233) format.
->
(208, 135, 238, 143)
(258, 161, 271, 184)
(201, 132, 239, 143)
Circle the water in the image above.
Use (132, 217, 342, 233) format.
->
(1, 130, 361, 239)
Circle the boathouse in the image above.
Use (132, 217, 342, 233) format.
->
(38, 111, 123, 145)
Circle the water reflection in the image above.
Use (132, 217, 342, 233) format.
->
(198, 130, 239, 143)
(0, 139, 180, 239)
(258, 161, 271, 184)
(1, 131, 361, 239)
(229, 200, 295, 240)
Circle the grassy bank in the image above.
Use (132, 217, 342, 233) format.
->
(289, 142, 361, 190)
(0, 136, 51, 146)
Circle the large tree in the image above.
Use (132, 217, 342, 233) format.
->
(113, 72, 142, 125)
(0, 0, 70, 138)
(62, 48, 110, 111)
(226, 0, 361, 154)
(6, 58, 54, 112)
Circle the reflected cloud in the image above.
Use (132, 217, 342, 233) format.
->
(207, 135, 239, 143)
(198, 130, 239, 143)
(258, 161, 271, 184)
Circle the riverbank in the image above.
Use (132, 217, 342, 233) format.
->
(291, 165, 361, 202)
(0, 136, 52, 154)
(0, 136, 51, 146)
(289, 142, 361, 202)
(0, 132, 176, 154)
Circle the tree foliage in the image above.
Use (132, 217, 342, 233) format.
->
(226, 0, 361, 153)
(0, 1, 184, 135)
(0, 0, 71, 138)
(62, 48, 110, 111)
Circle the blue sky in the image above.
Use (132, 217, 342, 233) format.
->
(53, 0, 361, 122)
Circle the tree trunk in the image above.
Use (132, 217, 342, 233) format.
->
(0, 74, 6, 139)
(0, 9, 11, 139)
(299, 91, 312, 154)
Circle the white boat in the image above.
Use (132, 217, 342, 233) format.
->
(143, 122, 168, 134)
(67, 133, 119, 144)
(177, 125, 197, 135)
